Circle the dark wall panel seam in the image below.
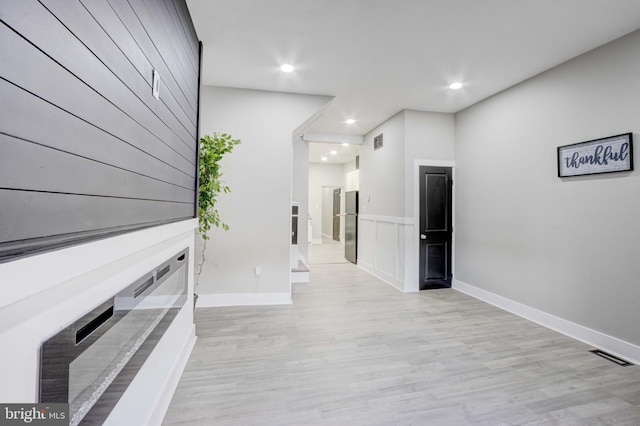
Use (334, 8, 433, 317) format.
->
(0, 77, 194, 190)
(0, 0, 199, 258)
(0, 130, 192, 191)
(82, 1, 196, 142)
(161, 0, 198, 74)
(0, 75, 193, 181)
(42, 0, 196, 152)
(138, 0, 198, 101)
(122, 0, 198, 112)
(102, 0, 197, 129)
(170, 0, 199, 62)
(0, 187, 193, 205)
(0, 17, 196, 168)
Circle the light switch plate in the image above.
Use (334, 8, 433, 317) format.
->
(152, 69, 160, 100)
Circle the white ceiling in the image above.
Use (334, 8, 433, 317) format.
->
(308, 142, 361, 165)
(187, 0, 640, 137)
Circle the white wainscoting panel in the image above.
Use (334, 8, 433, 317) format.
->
(376, 221, 397, 279)
(358, 218, 376, 268)
(358, 215, 414, 292)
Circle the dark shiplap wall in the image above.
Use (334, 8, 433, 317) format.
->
(0, 0, 199, 258)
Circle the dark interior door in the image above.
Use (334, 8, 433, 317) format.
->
(419, 166, 452, 289)
(332, 188, 341, 241)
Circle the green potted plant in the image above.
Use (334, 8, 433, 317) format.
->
(195, 132, 241, 305)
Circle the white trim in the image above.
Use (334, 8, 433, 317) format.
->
(453, 279, 640, 365)
(0, 221, 197, 403)
(303, 132, 364, 145)
(413, 159, 456, 168)
(106, 305, 196, 425)
(359, 214, 414, 225)
(0, 219, 198, 309)
(292, 97, 335, 141)
(400, 223, 418, 292)
(149, 326, 197, 425)
(197, 292, 292, 308)
(413, 160, 455, 293)
(310, 238, 323, 245)
(358, 262, 404, 292)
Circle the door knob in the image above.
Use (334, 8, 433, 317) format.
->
(420, 234, 427, 240)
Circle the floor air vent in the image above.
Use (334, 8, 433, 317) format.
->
(590, 349, 633, 366)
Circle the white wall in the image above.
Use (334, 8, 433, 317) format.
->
(344, 158, 357, 175)
(0, 220, 197, 423)
(404, 110, 456, 216)
(308, 162, 345, 243)
(358, 109, 455, 292)
(359, 111, 405, 217)
(197, 86, 330, 306)
(404, 110, 456, 292)
(455, 29, 640, 353)
(321, 187, 334, 239)
(292, 140, 309, 263)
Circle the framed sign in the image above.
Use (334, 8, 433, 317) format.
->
(374, 133, 383, 150)
(557, 133, 633, 177)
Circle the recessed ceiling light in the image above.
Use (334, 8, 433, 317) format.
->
(345, 119, 356, 124)
(321, 156, 328, 161)
(449, 82, 463, 90)
(330, 150, 337, 155)
(342, 143, 349, 147)
(280, 64, 295, 73)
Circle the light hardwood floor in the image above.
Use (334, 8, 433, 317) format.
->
(308, 237, 349, 265)
(164, 264, 640, 425)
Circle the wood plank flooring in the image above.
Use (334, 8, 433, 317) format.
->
(308, 238, 349, 265)
(163, 264, 640, 425)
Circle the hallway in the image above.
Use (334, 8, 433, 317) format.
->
(163, 264, 640, 425)
(308, 237, 349, 265)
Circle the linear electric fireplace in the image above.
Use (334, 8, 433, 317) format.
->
(39, 249, 188, 425)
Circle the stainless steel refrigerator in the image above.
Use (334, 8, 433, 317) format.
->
(345, 191, 358, 264)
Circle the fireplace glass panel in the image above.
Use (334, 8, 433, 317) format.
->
(39, 249, 188, 426)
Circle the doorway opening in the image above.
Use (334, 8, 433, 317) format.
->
(307, 141, 360, 265)
(309, 185, 347, 265)
(332, 188, 341, 242)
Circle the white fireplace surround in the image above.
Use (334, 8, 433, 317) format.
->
(0, 219, 198, 425)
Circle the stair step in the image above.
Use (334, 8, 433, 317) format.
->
(292, 261, 309, 283)
(291, 260, 309, 273)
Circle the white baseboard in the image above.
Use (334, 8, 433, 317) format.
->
(358, 261, 405, 292)
(153, 325, 197, 425)
(310, 238, 323, 245)
(453, 279, 640, 365)
(196, 292, 292, 308)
